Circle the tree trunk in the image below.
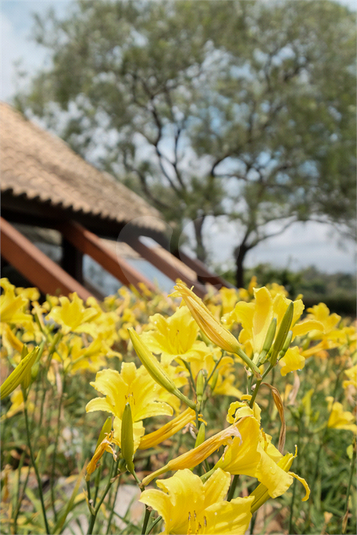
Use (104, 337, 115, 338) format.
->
(235, 242, 249, 288)
(193, 215, 207, 263)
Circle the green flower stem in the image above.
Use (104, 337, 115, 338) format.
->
(342, 440, 356, 534)
(93, 464, 102, 507)
(147, 515, 162, 534)
(288, 414, 302, 534)
(227, 474, 239, 502)
(203, 353, 224, 392)
(86, 479, 92, 506)
(249, 379, 262, 408)
(50, 371, 66, 522)
(249, 362, 274, 407)
(23, 392, 50, 535)
(235, 348, 261, 378)
(105, 474, 121, 535)
(38, 333, 62, 432)
(249, 512, 257, 535)
(303, 364, 345, 533)
(87, 457, 119, 535)
(142, 505, 152, 535)
(13, 450, 28, 534)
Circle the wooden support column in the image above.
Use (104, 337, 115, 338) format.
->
(58, 221, 157, 293)
(175, 250, 234, 289)
(123, 236, 207, 298)
(0, 217, 92, 300)
(61, 238, 84, 284)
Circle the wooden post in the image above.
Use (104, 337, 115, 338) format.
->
(62, 238, 84, 284)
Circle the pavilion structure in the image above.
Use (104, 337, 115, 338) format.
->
(1, 103, 231, 300)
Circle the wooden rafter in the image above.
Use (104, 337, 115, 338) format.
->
(58, 221, 157, 293)
(122, 236, 207, 298)
(0, 217, 92, 300)
(176, 250, 234, 290)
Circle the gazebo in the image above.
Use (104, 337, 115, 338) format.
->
(1, 103, 230, 299)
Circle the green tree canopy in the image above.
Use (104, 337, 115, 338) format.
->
(17, 0, 356, 286)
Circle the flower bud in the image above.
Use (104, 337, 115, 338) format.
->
(278, 330, 293, 360)
(121, 403, 135, 475)
(96, 417, 112, 450)
(270, 303, 294, 366)
(194, 422, 206, 448)
(257, 318, 277, 365)
(171, 282, 242, 354)
(0, 346, 39, 400)
(196, 370, 206, 406)
(210, 369, 219, 393)
(128, 328, 197, 410)
(263, 318, 277, 353)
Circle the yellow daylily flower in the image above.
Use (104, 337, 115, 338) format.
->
(142, 423, 242, 486)
(171, 281, 261, 377)
(0, 388, 35, 421)
(139, 408, 196, 450)
(140, 468, 254, 535)
(326, 397, 357, 434)
(237, 276, 258, 302)
(15, 287, 41, 302)
(279, 346, 306, 376)
(218, 287, 240, 315)
(307, 303, 341, 339)
(0, 278, 32, 325)
(86, 431, 117, 479)
(86, 363, 173, 451)
(55, 334, 121, 374)
(250, 448, 310, 513)
(47, 293, 99, 335)
(170, 281, 242, 355)
(141, 306, 208, 365)
(226, 287, 323, 360)
(215, 401, 300, 498)
(266, 282, 288, 298)
(0, 324, 24, 354)
(179, 352, 243, 399)
(343, 365, 357, 389)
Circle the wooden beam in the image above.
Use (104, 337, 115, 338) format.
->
(175, 250, 235, 289)
(58, 221, 157, 293)
(123, 236, 207, 298)
(0, 217, 92, 300)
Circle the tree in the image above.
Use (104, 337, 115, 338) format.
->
(16, 0, 356, 286)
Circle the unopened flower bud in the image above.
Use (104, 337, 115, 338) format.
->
(128, 328, 197, 410)
(210, 369, 219, 393)
(194, 422, 206, 448)
(270, 303, 294, 366)
(96, 417, 112, 450)
(263, 318, 277, 353)
(121, 403, 135, 475)
(196, 370, 206, 406)
(279, 330, 293, 360)
(1, 346, 39, 400)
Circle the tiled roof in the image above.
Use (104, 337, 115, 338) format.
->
(0, 102, 165, 233)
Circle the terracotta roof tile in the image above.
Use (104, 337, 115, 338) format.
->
(0, 103, 165, 233)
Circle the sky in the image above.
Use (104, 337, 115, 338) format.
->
(1, 0, 356, 275)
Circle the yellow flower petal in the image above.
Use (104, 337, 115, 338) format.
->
(279, 347, 305, 376)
